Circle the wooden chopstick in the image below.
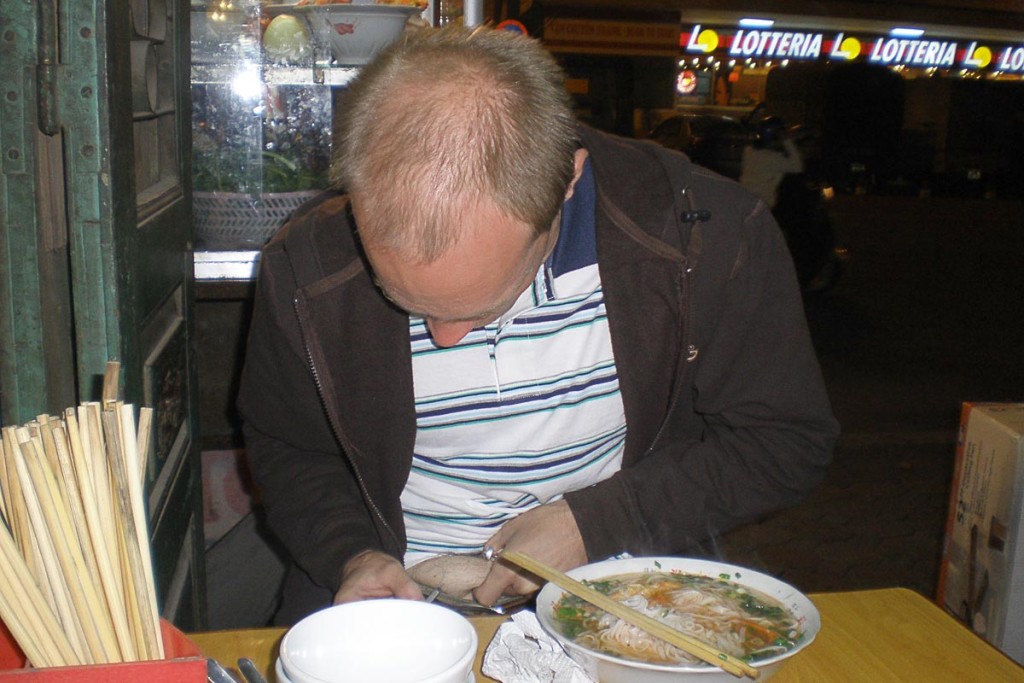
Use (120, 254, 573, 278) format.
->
(101, 408, 162, 660)
(102, 361, 121, 407)
(0, 436, 10, 525)
(10, 435, 89, 663)
(499, 550, 760, 680)
(118, 403, 164, 659)
(0, 521, 80, 667)
(1, 427, 33, 560)
(135, 407, 153, 484)
(64, 409, 138, 661)
(0, 372, 166, 667)
(16, 429, 120, 663)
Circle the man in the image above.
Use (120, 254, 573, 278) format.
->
(739, 116, 805, 209)
(238, 26, 838, 624)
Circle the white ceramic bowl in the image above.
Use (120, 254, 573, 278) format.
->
(535, 557, 820, 683)
(277, 658, 475, 683)
(279, 599, 477, 683)
(275, 657, 292, 683)
(282, 4, 418, 66)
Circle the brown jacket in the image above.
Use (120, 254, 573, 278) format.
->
(238, 125, 839, 619)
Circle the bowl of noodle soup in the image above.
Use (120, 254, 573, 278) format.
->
(535, 557, 820, 683)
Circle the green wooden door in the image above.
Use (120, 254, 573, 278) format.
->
(0, 0, 205, 629)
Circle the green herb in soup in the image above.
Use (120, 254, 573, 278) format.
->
(552, 571, 804, 665)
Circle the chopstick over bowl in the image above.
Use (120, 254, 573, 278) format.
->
(498, 550, 761, 680)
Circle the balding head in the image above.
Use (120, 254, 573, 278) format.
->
(333, 26, 577, 262)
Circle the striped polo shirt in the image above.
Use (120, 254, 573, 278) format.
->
(401, 160, 626, 567)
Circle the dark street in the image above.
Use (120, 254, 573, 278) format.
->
(719, 193, 1024, 599)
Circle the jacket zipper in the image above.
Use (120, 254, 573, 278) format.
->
(642, 187, 698, 456)
(643, 262, 693, 456)
(293, 294, 401, 554)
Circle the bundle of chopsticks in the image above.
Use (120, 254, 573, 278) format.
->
(0, 362, 164, 668)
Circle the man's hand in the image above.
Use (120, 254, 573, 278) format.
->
(333, 549, 423, 604)
(472, 500, 587, 606)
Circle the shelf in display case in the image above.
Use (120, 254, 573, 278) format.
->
(266, 64, 360, 86)
(194, 250, 260, 281)
(191, 62, 360, 87)
(190, 5, 363, 87)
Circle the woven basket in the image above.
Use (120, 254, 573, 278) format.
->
(193, 190, 321, 249)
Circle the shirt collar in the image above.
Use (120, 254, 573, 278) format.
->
(495, 157, 598, 327)
(547, 157, 597, 280)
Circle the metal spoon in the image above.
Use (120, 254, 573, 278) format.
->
(206, 658, 237, 683)
(417, 582, 509, 614)
(237, 657, 268, 683)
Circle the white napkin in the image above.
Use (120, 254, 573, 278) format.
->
(481, 610, 594, 683)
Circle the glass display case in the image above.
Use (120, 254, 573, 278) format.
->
(190, 1, 363, 278)
(189, 1, 472, 278)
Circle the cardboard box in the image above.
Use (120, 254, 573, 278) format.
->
(939, 402, 1024, 665)
(0, 619, 206, 681)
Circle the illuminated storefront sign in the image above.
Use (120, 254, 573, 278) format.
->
(998, 45, 1024, 72)
(866, 37, 957, 67)
(729, 28, 824, 59)
(545, 18, 681, 56)
(686, 26, 719, 53)
(830, 35, 862, 60)
(684, 24, 837, 62)
(682, 24, 1024, 73)
(963, 43, 993, 68)
(676, 69, 698, 94)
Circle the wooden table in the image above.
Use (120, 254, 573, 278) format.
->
(190, 587, 1024, 682)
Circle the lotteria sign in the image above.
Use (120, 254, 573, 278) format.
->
(684, 24, 1024, 73)
(998, 45, 1024, 71)
(728, 28, 824, 59)
(867, 36, 956, 66)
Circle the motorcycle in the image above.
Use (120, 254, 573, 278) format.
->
(773, 170, 846, 294)
(649, 113, 848, 294)
(762, 121, 847, 295)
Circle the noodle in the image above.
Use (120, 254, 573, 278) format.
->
(551, 571, 805, 665)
